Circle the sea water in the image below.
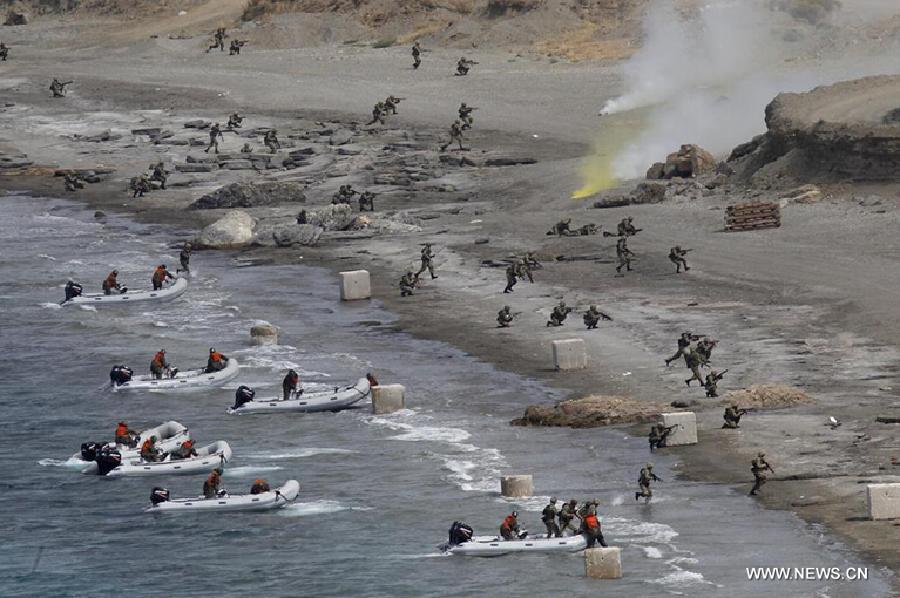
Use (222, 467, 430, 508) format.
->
(0, 195, 890, 597)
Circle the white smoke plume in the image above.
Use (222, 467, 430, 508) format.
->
(601, 0, 900, 180)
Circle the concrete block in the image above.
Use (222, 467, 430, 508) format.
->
(250, 324, 278, 346)
(500, 474, 533, 497)
(552, 339, 587, 371)
(867, 483, 900, 520)
(584, 547, 622, 579)
(661, 412, 698, 446)
(339, 270, 371, 301)
(372, 384, 405, 415)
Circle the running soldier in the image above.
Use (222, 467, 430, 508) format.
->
(439, 121, 464, 151)
(416, 244, 437, 280)
(750, 453, 774, 496)
(636, 463, 661, 502)
(503, 264, 517, 294)
(669, 246, 692, 273)
(204, 123, 223, 154)
(615, 237, 634, 274)
(459, 103, 477, 130)
(411, 41, 421, 69)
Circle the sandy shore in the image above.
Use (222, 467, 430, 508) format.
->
(3, 18, 900, 583)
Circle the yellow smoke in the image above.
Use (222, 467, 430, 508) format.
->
(571, 111, 647, 199)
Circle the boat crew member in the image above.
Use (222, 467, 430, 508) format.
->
(151, 264, 174, 291)
(558, 499, 579, 535)
(150, 349, 169, 379)
(206, 348, 227, 373)
(366, 372, 379, 387)
(203, 467, 223, 498)
(140, 436, 163, 462)
(64, 280, 83, 301)
(250, 479, 270, 494)
(581, 507, 607, 548)
(170, 440, 197, 460)
(542, 497, 561, 538)
(500, 511, 520, 541)
(115, 422, 139, 447)
(102, 270, 122, 295)
(282, 369, 301, 400)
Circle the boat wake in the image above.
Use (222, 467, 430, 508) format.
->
(280, 500, 372, 517)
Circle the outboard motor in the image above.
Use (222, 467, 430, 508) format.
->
(95, 447, 122, 476)
(233, 385, 256, 409)
(109, 365, 133, 386)
(150, 487, 170, 505)
(448, 521, 474, 545)
(81, 441, 102, 462)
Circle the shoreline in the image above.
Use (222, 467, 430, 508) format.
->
(3, 31, 900, 587)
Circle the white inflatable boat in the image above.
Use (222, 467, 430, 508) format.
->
(112, 358, 239, 392)
(88, 441, 232, 477)
(62, 277, 188, 307)
(444, 534, 587, 556)
(145, 480, 300, 514)
(75, 421, 190, 465)
(226, 379, 371, 415)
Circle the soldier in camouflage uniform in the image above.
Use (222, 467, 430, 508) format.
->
(615, 237, 634, 274)
(515, 259, 533, 284)
(149, 162, 167, 189)
(665, 332, 694, 367)
(636, 463, 661, 502)
(384, 95, 404, 115)
(399, 271, 416, 297)
(503, 263, 517, 294)
(558, 499, 579, 535)
(411, 41, 421, 69)
(416, 244, 437, 280)
(583, 305, 612, 329)
(440, 121, 464, 152)
(368, 102, 386, 125)
(750, 453, 773, 496)
(669, 245, 692, 273)
(204, 123, 223, 154)
(546, 301, 572, 327)
(497, 305, 514, 327)
(458, 102, 477, 130)
(722, 405, 748, 429)
(264, 129, 280, 154)
(541, 497, 561, 538)
(684, 348, 705, 387)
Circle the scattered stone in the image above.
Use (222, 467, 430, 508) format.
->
(184, 120, 211, 129)
(721, 384, 812, 409)
(648, 144, 717, 179)
(474, 238, 490, 245)
(73, 130, 121, 143)
(131, 127, 162, 137)
(484, 156, 537, 167)
(175, 163, 216, 173)
(670, 400, 698, 408)
(270, 223, 322, 247)
(196, 210, 256, 248)
(94, 210, 106, 219)
(330, 129, 355, 145)
(631, 182, 667, 204)
(511, 395, 667, 428)
(781, 184, 822, 204)
(646, 162, 665, 179)
(876, 415, 900, 424)
(191, 181, 306, 209)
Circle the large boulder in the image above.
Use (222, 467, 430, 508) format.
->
(306, 203, 355, 231)
(3, 11, 27, 26)
(191, 182, 306, 209)
(196, 210, 256, 248)
(662, 144, 717, 178)
(271, 224, 322, 247)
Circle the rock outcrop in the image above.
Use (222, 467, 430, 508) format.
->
(511, 395, 668, 428)
(647, 144, 717, 179)
(196, 210, 256, 248)
(191, 182, 306, 209)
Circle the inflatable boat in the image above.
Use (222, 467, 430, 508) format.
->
(226, 379, 371, 415)
(443, 534, 587, 556)
(86, 441, 232, 477)
(62, 277, 188, 307)
(76, 421, 190, 466)
(112, 358, 239, 392)
(145, 480, 300, 514)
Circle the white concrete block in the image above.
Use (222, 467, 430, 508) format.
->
(552, 338, 587, 371)
(584, 547, 622, 579)
(250, 324, 278, 346)
(867, 483, 900, 520)
(372, 384, 405, 415)
(500, 474, 534, 497)
(339, 270, 371, 301)
(661, 412, 698, 446)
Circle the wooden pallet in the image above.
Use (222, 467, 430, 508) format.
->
(724, 202, 781, 232)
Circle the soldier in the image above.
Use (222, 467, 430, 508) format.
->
(0, 42, 9, 61)
(656, 423, 677, 448)
(579, 223, 600, 236)
(227, 112, 243, 129)
(695, 338, 717, 366)
(615, 237, 634, 274)
(684, 347, 705, 387)
(368, 102, 386, 125)
(384, 95, 404, 115)
(669, 245, 692, 273)
(204, 123, 223, 154)
(459, 102, 477, 130)
(750, 452, 774, 496)
(704, 369, 728, 397)
(399, 271, 417, 297)
(411, 41, 421, 69)
(358, 190, 375, 212)
(455, 56, 478, 76)
(64, 173, 84, 192)
(635, 463, 661, 502)
(264, 129, 280, 154)
(178, 242, 192, 273)
(49, 78, 72, 97)
(497, 305, 515, 327)
(541, 497, 561, 538)
(524, 251, 541, 270)
(617, 217, 640, 237)
(648, 424, 661, 451)
(548, 218, 572, 236)
(503, 263, 517, 294)
(583, 305, 612, 329)
(439, 120, 464, 151)
(515, 258, 533, 284)
(722, 405, 749, 429)
(546, 300, 572, 327)
(229, 39, 246, 55)
(207, 27, 225, 53)
(558, 499, 579, 535)
(149, 162, 167, 189)
(665, 332, 693, 367)
(416, 244, 437, 280)
(130, 175, 150, 198)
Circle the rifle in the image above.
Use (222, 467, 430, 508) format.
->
(715, 369, 729, 380)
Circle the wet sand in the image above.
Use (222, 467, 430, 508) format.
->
(3, 19, 900, 585)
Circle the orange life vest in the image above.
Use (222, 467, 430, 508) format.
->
(502, 515, 517, 529)
(207, 471, 219, 485)
(141, 438, 154, 453)
(182, 440, 193, 450)
(584, 514, 599, 530)
(105, 272, 117, 287)
(152, 352, 166, 367)
(153, 266, 166, 282)
(115, 424, 128, 437)
(210, 352, 223, 362)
